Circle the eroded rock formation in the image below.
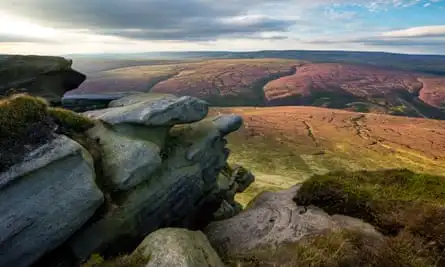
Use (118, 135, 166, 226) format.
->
(0, 55, 85, 104)
(0, 91, 253, 267)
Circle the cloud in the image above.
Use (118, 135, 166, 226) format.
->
(1, 0, 438, 41)
(306, 24, 445, 51)
(0, 0, 444, 54)
(382, 25, 445, 38)
(0, 0, 296, 41)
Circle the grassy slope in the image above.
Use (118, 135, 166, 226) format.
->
(210, 107, 445, 205)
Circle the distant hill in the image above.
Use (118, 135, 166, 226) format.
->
(68, 58, 445, 119)
(67, 50, 445, 76)
(263, 62, 445, 119)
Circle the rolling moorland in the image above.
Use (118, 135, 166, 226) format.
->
(65, 52, 445, 205)
(69, 58, 445, 119)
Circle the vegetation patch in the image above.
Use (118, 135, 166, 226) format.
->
(0, 93, 55, 172)
(82, 252, 148, 267)
(0, 93, 96, 173)
(48, 107, 95, 133)
(294, 169, 445, 262)
(225, 230, 437, 267)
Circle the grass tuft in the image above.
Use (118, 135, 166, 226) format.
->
(48, 107, 95, 133)
(0, 93, 49, 140)
(81, 252, 148, 267)
(0, 93, 54, 171)
(0, 93, 96, 172)
(226, 230, 438, 267)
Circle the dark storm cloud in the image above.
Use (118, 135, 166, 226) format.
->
(0, 0, 295, 40)
(97, 18, 294, 41)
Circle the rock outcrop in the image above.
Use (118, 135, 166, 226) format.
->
(0, 55, 86, 104)
(86, 93, 208, 126)
(204, 185, 382, 264)
(69, 94, 246, 260)
(132, 228, 224, 267)
(0, 135, 104, 267)
(0, 91, 253, 267)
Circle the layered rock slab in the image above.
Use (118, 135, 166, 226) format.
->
(0, 135, 104, 267)
(85, 93, 208, 126)
(68, 113, 244, 260)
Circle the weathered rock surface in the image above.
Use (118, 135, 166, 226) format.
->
(0, 55, 86, 104)
(0, 90, 251, 267)
(134, 228, 224, 267)
(68, 114, 244, 260)
(85, 94, 209, 126)
(87, 121, 162, 191)
(205, 185, 382, 261)
(213, 164, 255, 221)
(0, 135, 104, 267)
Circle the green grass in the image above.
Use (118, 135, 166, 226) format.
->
(294, 169, 445, 261)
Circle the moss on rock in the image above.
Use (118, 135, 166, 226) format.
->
(0, 93, 55, 171)
(0, 93, 96, 172)
(81, 252, 148, 267)
(48, 107, 95, 133)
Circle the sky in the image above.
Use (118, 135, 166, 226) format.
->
(0, 0, 444, 55)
